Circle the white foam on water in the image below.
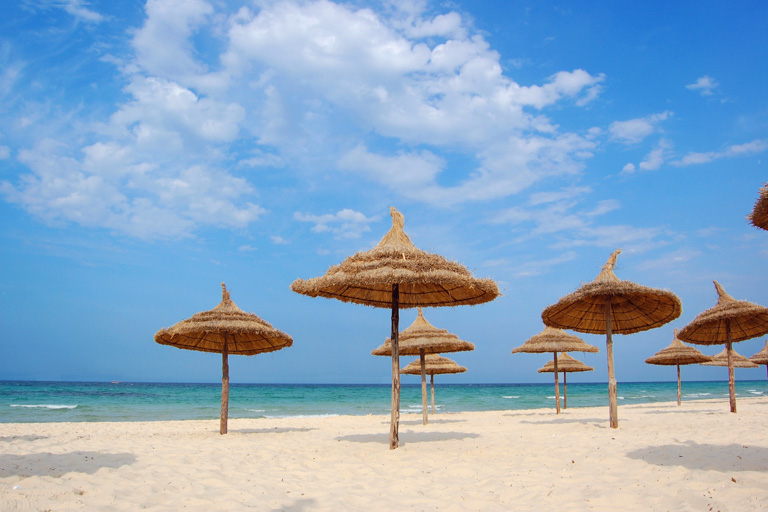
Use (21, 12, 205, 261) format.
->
(502, 396, 520, 399)
(10, 404, 77, 410)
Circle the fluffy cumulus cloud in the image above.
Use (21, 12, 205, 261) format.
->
(686, 75, 719, 96)
(294, 209, 378, 239)
(610, 111, 672, 144)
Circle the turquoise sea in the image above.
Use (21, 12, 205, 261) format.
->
(2, 380, 767, 423)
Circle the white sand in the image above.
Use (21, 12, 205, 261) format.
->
(2, 398, 768, 511)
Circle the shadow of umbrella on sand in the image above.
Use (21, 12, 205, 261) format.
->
(749, 341, 768, 381)
(513, 326, 598, 414)
(154, 283, 292, 434)
(541, 249, 682, 428)
(401, 354, 467, 415)
(679, 281, 768, 413)
(372, 307, 473, 425)
(537, 353, 593, 409)
(645, 328, 712, 406)
(291, 207, 498, 449)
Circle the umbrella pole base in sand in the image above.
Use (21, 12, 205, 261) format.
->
(390, 284, 400, 450)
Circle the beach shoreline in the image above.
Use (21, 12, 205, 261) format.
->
(2, 397, 767, 511)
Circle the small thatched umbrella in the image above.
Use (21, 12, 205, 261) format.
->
(155, 283, 292, 434)
(541, 249, 682, 428)
(678, 281, 768, 413)
(749, 341, 768, 380)
(512, 326, 598, 414)
(644, 328, 712, 406)
(372, 307, 474, 425)
(401, 354, 467, 414)
(292, 207, 498, 449)
(748, 183, 768, 231)
(537, 353, 593, 409)
(702, 348, 759, 368)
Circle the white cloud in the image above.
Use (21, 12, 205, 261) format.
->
(610, 111, 672, 144)
(62, 0, 105, 23)
(0, 145, 9, 159)
(686, 75, 718, 96)
(672, 139, 768, 167)
(622, 163, 636, 174)
(621, 139, 672, 174)
(270, 235, 289, 245)
(294, 209, 378, 239)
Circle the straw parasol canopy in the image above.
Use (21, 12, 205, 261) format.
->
(748, 183, 768, 231)
(372, 307, 474, 424)
(749, 341, 768, 381)
(292, 207, 498, 449)
(155, 283, 292, 434)
(678, 281, 768, 413)
(537, 353, 593, 410)
(512, 326, 598, 414)
(701, 348, 759, 368)
(644, 328, 712, 406)
(541, 249, 682, 428)
(401, 354, 466, 414)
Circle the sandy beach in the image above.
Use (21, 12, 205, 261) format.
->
(2, 397, 767, 511)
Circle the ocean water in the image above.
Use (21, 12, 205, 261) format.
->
(1, 379, 766, 423)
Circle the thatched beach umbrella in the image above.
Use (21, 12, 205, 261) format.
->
(401, 354, 467, 414)
(292, 207, 498, 449)
(702, 347, 759, 368)
(371, 307, 474, 425)
(749, 341, 768, 380)
(644, 328, 712, 406)
(154, 283, 292, 434)
(537, 353, 593, 409)
(678, 281, 768, 413)
(748, 183, 768, 231)
(541, 249, 682, 428)
(512, 326, 598, 414)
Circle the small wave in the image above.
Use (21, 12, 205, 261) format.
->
(618, 396, 624, 400)
(748, 390, 764, 395)
(10, 404, 77, 410)
(244, 409, 266, 413)
(502, 396, 520, 399)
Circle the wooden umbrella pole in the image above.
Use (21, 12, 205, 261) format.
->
(221, 334, 229, 435)
(676, 364, 681, 406)
(390, 283, 401, 449)
(420, 348, 428, 425)
(726, 318, 736, 414)
(563, 372, 568, 409)
(430, 374, 435, 414)
(553, 351, 561, 414)
(605, 300, 618, 429)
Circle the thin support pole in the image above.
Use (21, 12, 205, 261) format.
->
(390, 284, 401, 449)
(726, 318, 736, 413)
(605, 300, 618, 429)
(220, 334, 229, 435)
(420, 348, 428, 425)
(553, 351, 561, 414)
(563, 372, 568, 409)
(430, 374, 435, 414)
(676, 364, 682, 406)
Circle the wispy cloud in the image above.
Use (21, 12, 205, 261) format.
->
(294, 209, 379, 239)
(671, 139, 768, 167)
(686, 75, 719, 96)
(610, 111, 672, 144)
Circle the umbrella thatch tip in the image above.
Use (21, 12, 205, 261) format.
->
(713, 280, 733, 303)
(604, 248, 621, 270)
(390, 206, 404, 230)
(221, 282, 231, 301)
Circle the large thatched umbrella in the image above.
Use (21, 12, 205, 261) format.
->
(678, 281, 768, 413)
(749, 341, 768, 380)
(644, 328, 712, 406)
(292, 207, 498, 449)
(541, 249, 682, 428)
(154, 283, 292, 434)
(512, 326, 598, 414)
(537, 353, 593, 409)
(748, 183, 768, 231)
(371, 307, 474, 425)
(401, 354, 467, 414)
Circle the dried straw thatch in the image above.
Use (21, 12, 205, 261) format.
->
(292, 207, 498, 449)
(513, 326, 598, 414)
(372, 307, 473, 425)
(701, 348, 759, 368)
(678, 281, 768, 413)
(541, 249, 682, 428)
(154, 283, 292, 434)
(537, 353, 593, 409)
(748, 183, 768, 231)
(401, 354, 466, 414)
(645, 329, 712, 405)
(749, 341, 768, 381)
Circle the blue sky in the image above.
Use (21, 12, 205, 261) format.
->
(1, 0, 767, 385)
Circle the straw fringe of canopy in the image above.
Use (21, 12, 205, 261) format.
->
(155, 283, 293, 355)
(371, 308, 475, 356)
(748, 183, 768, 231)
(701, 348, 759, 368)
(645, 329, 713, 366)
(401, 354, 467, 375)
(541, 249, 682, 334)
(291, 208, 499, 308)
(750, 341, 768, 365)
(538, 353, 594, 373)
(678, 281, 768, 345)
(513, 326, 599, 354)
